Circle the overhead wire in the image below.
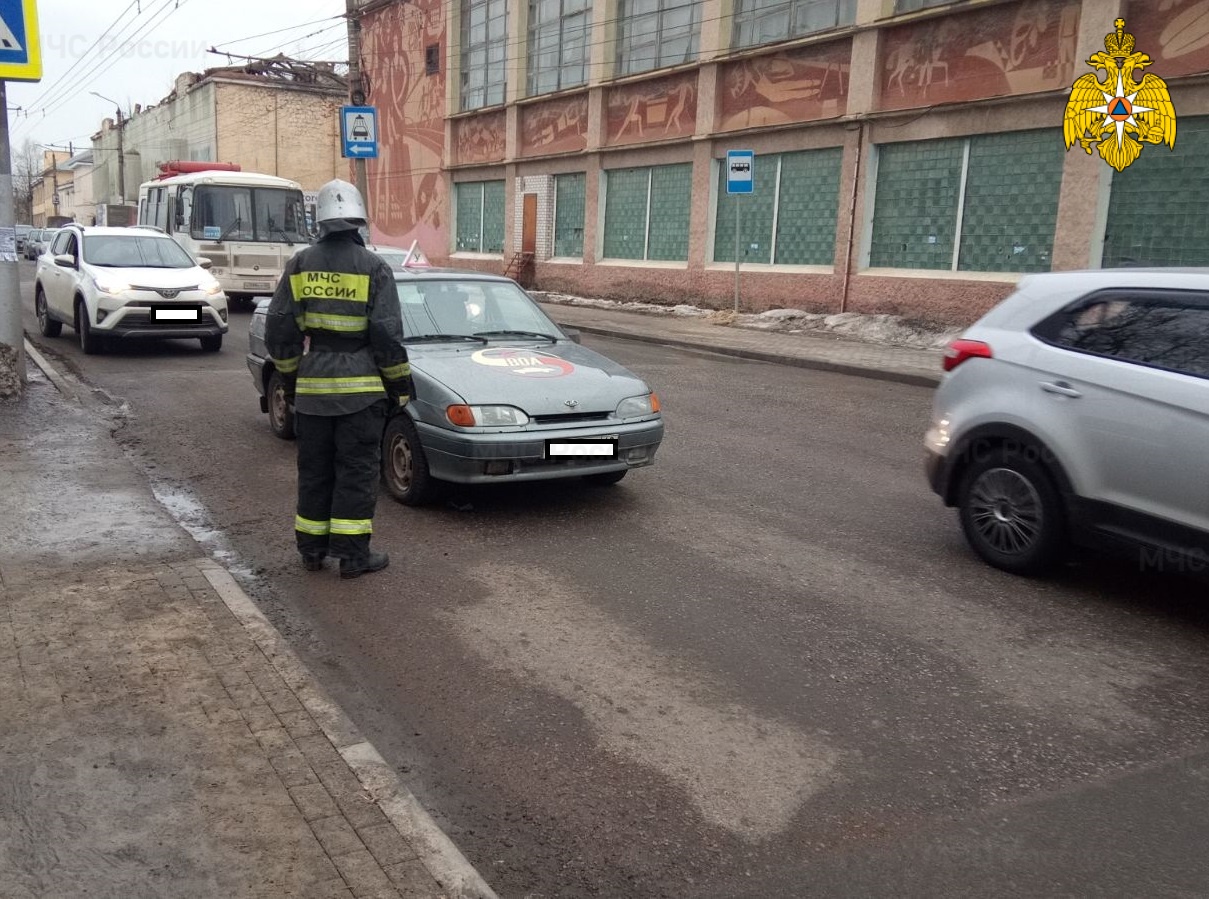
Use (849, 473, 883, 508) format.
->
(19, 0, 196, 134)
(210, 14, 344, 52)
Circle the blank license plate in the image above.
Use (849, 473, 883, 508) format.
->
(244, 281, 273, 290)
(151, 307, 201, 322)
(546, 437, 619, 459)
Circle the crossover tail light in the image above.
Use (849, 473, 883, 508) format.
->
(943, 339, 993, 372)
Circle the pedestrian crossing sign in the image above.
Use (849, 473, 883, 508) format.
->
(0, 0, 40, 81)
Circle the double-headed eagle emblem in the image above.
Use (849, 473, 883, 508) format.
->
(1064, 18, 1176, 171)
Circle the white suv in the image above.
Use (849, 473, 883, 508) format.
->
(34, 224, 229, 354)
(925, 269, 1209, 577)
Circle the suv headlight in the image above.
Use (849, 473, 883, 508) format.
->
(615, 393, 661, 419)
(446, 404, 529, 427)
(94, 277, 131, 296)
(202, 280, 223, 296)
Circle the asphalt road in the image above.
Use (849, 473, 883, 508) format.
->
(20, 264, 1209, 898)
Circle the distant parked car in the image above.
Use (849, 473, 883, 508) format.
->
(24, 229, 44, 259)
(925, 268, 1209, 577)
(15, 224, 31, 253)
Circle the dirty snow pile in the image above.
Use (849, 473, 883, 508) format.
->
(531, 292, 963, 350)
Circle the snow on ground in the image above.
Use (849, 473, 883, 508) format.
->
(530, 292, 964, 351)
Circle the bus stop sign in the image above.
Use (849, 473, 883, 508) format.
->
(341, 106, 379, 159)
(726, 150, 754, 195)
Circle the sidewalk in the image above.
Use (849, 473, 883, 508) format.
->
(536, 299, 945, 388)
(0, 362, 497, 899)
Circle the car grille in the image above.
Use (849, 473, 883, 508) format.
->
(530, 412, 611, 425)
(129, 285, 199, 297)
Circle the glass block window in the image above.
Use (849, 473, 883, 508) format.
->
(554, 172, 586, 257)
(868, 130, 1062, 273)
(603, 164, 692, 260)
(958, 130, 1063, 273)
(454, 180, 506, 253)
(713, 148, 842, 265)
(868, 138, 963, 270)
(1101, 116, 1209, 268)
(617, 0, 701, 77)
(528, 0, 591, 96)
(461, 0, 507, 110)
(733, 0, 856, 50)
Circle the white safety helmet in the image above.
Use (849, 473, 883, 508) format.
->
(315, 179, 368, 224)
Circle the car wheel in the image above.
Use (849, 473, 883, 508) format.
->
(381, 413, 441, 506)
(199, 334, 223, 352)
(75, 299, 103, 355)
(583, 470, 627, 486)
(957, 448, 1066, 576)
(266, 370, 296, 440)
(36, 288, 61, 337)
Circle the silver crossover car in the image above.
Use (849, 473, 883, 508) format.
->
(925, 269, 1209, 577)
(247, 268, 664, 505)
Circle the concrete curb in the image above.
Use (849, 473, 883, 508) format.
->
(558, 322, 943, 388)
(23, 337, 81, 403)
(26, 342, 499, 899)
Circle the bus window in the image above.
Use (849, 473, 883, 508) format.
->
(152, 188, 169, 232)
(176, 186, 193, 234)
(256, 189, 308, 244)
(193, 186, 254, 242)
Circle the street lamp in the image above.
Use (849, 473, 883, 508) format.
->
(91, 91, 125, 204)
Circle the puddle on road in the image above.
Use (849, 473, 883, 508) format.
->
(147, 482, 260, 584)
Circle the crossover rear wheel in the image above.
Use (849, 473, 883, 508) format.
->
(957, 447, 1066, 576)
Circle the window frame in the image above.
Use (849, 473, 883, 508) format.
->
(616, 0, 702, 77)
(460, 0, 508, 111)
(1030, 288, 1209, 381)
(602, 164, 693, 262)
(527, 0, 591, 96)
(453, 180, 507, 255)
(552, 171, 586, 258)
(732, 0, 855, 50)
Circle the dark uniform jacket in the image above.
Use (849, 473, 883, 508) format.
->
(265, 230, 411, 416)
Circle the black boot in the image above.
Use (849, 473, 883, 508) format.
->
(340, 550, 389, 579)
(301, 552, 326, 572)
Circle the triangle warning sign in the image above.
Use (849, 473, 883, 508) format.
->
(0, 13, 22, 52)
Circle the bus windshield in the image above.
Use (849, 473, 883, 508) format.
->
(191, 185, 309, 244)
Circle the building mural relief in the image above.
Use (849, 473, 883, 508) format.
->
(1126, 0, 1209, 78)
(717, 41, 851, 131)
(877, 0, 1081, 110)
(360, 0, 447, 255)
(453, 110, 508, 165)
(520, 94, 589, 156)
(605, 73, 697, 145)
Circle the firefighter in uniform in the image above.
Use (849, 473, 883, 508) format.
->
(265, 179, 411, 579)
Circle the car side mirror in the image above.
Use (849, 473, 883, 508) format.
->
(54, 254, 76, 268)
(562, 326, 582, 344)
(197, 256, 213, 270)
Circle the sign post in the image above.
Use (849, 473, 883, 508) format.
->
(726, 150, 753, 313)
(0, 0, 43, 395)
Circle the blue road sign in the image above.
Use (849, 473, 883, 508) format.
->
(341, 106, 379, 159)
(726, 150, 754, 195)
(0, 0, 41, 81)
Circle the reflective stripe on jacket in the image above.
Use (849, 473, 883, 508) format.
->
(264, 230, 411, 416)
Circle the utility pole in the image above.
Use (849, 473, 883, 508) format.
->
(116, 106, 125, 204)
(0, 81, 26, 388)
(344, 0, 369, 211)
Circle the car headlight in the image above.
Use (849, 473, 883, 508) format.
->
(93, 277, 131, 296)
(615, 393, 661, 419)
(202, 280, 223, 296)
(446, 404, 529, 427)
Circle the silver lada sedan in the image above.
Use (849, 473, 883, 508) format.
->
(248, 267, 664, 505)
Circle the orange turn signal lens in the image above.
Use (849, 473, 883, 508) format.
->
(446, 405, 476, 426)
(649, 392, 661, 413)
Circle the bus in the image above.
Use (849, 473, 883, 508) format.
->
(137, 162, 311, 303)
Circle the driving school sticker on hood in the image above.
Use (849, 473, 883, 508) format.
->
(470, 347, 575, 378)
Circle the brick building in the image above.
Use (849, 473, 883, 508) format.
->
(354, 0, 1209, 325)
(91, 61, 347, 216)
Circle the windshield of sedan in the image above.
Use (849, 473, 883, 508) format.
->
(397, 280, 557, 339)
(83, 235, 197, 268)
(191, 185, 309, 244)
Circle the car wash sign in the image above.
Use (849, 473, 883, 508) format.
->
(0, 0, 42, 81)
(340, 106, 378, 159)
